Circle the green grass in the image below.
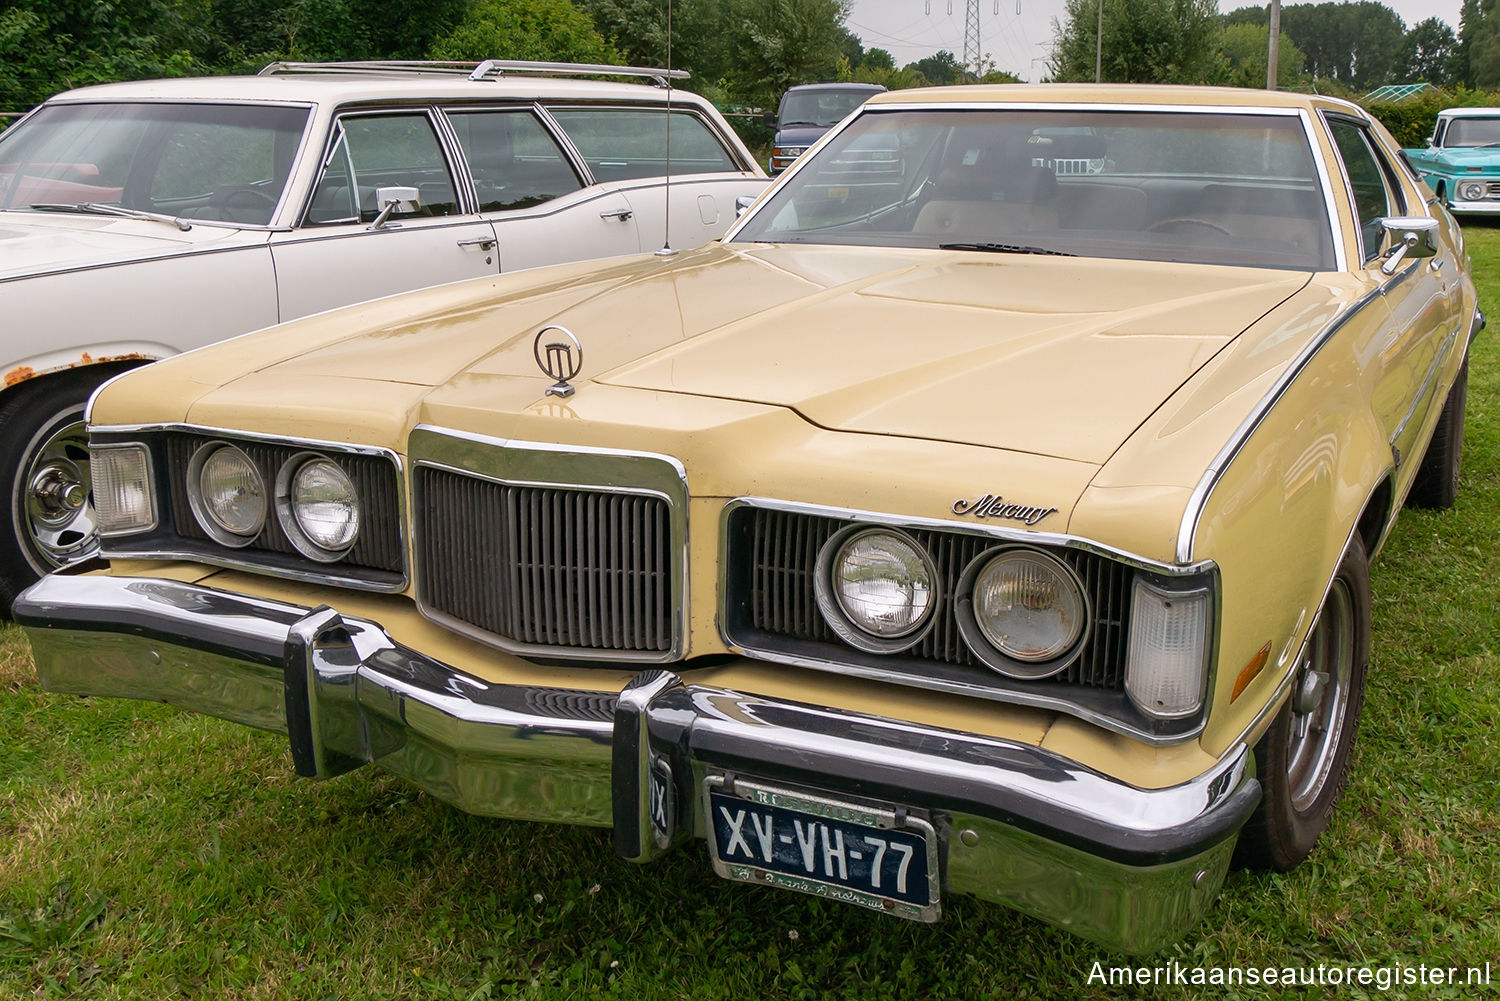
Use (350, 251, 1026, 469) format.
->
(6, 233, 1500, 998)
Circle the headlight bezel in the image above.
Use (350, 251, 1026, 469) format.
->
(813, 524, 940, 654)
(1458, 179, 1488, 202)
(276, 452, 362, 562)
(186, 441, 267, 547)
(954, 545, 1092, 679)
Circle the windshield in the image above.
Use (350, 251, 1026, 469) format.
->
(1443, 117, 1500, 147)
(780, 89, 878, 129)
(733, 108, 1336, 271)
(0, 102, 309, 225)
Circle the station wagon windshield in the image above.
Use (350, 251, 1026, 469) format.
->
(0, 103, 309, 226)
(732, 109, 1337, 271)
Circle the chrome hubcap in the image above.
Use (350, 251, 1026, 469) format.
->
(1285, 579, 1353, 812)
(21, 419, 97, 569)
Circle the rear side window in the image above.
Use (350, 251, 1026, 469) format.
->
(307, 112, 459, 224)
(446, 109, 582, 211)
(547, 107, 738, 182)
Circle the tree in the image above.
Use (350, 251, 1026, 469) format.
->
(732, 0, 852, 106)
(1468, 0, 1500, 89)
(1396, 17, 1458, 86)
(905, 49, 964, 85)
(1276, 2, 1405, 88)
(1050, 0, 1221, 84)
(863, 47, 896, 71)
(429, 0, 616, 64)
(1221, 23, 1307, 89)
(1454, 0, 1480, 86)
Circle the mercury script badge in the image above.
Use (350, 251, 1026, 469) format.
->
(533, 324, 583, 398)
(952, 494, 1058, 527)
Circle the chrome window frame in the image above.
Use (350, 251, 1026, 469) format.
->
(440, 102, 589, 209)
(540, 102, 750, 179)
(1319, 111, 1401, 266)
(408, 425, 690, 664)
(723, 100, 1347, 272)
(90, 422, 408, 592)
(717, 496, 1221, 746)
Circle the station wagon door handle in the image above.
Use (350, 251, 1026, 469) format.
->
(599, 207, 634, 221)
(457, 236, 497, 251)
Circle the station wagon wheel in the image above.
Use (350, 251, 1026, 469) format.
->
(1234, 537, 1370, 872)
(0, 376, 107, 610)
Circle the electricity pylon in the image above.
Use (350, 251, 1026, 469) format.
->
(926, 0, 1005, 80)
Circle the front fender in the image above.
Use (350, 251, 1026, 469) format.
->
(2, 342, 170, 392)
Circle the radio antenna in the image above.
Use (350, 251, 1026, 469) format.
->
(655, 0, 678, 257)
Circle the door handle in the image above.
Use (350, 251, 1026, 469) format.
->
(599, 208, 633, 221)
(457, 236, 496, 251)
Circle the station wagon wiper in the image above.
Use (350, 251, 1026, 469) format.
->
(938, 241, 1076, 256)
(30, 201, 193, 231)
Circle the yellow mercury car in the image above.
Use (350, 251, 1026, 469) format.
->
(13, 84, 1478, 953)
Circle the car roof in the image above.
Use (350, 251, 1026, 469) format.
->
(1438, 107, 1500, 118)
(43, 72, 716, 109)
(786, 83, 887, 94)
(865, 83, 1361, 115)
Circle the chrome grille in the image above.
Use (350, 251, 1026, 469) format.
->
(736, 506, 1130, 690)
(416, 466, 674, 653)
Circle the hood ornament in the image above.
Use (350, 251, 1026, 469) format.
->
(533, 325, 584, 398)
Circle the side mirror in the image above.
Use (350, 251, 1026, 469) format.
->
(763, 110, 776, 128)
(368, 185, 420, 230)
(735, 195, 757, 217)
(1378, 216, 1438, 275)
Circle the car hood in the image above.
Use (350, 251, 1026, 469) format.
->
(0, 211, 254, 280)
(1413, 147, 1500, 169)
(232, 243, 1310, 466)
(775, 125, 832, 147)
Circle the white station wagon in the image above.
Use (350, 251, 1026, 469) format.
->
(0, 59, 767, 605)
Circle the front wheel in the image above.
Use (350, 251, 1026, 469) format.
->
(0, 376, 103, 610)
(1234, 537, 1370, 872)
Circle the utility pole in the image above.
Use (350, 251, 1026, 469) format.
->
(1266, 0, 1282, 90)
(1095, 0, 1103, 82)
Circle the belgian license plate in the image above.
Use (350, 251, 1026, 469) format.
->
(704, 776, 941, 921)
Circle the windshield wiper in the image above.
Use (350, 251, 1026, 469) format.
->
(778, 121, 820, 128)
(29, 201, 192, 231)
(938, 241, 1076, 256)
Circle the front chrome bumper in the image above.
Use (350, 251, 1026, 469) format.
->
(1447, 197, 1500, 215)
(15, 572, 1260, 954)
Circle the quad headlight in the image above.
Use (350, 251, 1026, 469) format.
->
(956, 547, 1089, 679)
(277, 455, 360, 560)
(814, 526, 937, 653)
(188, 443, 265, 545)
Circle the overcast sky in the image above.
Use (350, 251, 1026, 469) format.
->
(845, 0, 1462, 80)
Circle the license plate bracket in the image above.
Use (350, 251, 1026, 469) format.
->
(703, 775, 941, 922)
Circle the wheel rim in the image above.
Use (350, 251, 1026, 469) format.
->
(19, 417, 97, 570)
(1285, 578, 1354, 812)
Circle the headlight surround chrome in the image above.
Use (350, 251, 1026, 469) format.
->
(814, 525, 938, 653)
(955, 547, 1089, 679)
(276, 453, 360, 561)
(187, 442, 266, 546)
(1458, 180, 1488, 202)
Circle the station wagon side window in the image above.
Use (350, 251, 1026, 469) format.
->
(546, 106, 739, 182)
(1327, 119, 1394, 265)
(306, 112, 460, 225)
(444, 109, 583, 211)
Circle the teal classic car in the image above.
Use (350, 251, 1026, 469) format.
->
(1406, 107, 1500, 214)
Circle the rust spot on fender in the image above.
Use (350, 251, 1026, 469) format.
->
(95, 352, 151, 364)
(80, 351, 93, 365)
(5, 366, 35, 387)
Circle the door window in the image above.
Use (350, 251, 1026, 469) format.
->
(547, 107, 738, 182)
(307, 113, 459, 225)
(445, 109, 582, 211)
(1328, 120, 1394, 264)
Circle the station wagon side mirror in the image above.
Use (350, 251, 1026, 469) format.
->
(735, 195, 756, 217)
(368, 185, 420, 230)
(1378, 216, 1439, 275)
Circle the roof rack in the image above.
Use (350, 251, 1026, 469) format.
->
(259, 59, 689, 87)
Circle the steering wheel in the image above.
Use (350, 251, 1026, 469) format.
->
(1146, 216, 1235, 237)
(210, 185, 278, 221)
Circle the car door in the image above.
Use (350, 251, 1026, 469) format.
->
(544, 105, 760, 253)
(270, 109, 499, 321)
(1326, 115, 1461, 475)
(443, 105, 640, 272)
